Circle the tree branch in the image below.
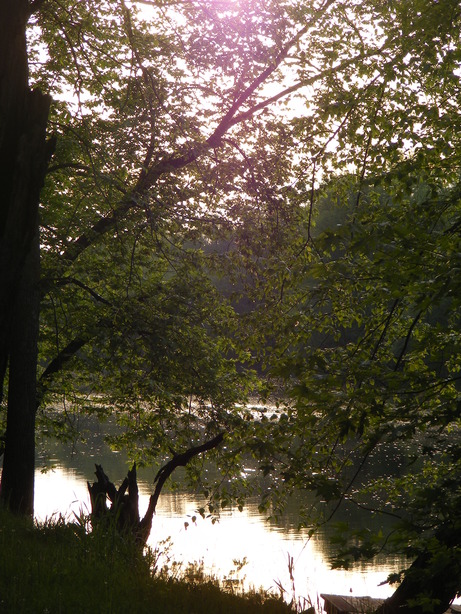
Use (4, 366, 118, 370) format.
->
(28, 0, 48, 16)
(60, 2, 343, 264)
(62, 37, 391, 265)
(135, 432, 225, 543)
(152, 432, 224, 509)
(37, 336, 89, 407)
(394, 310, 422, 372)
(52, 276, 112, 306)
(46, 162, 90, 174)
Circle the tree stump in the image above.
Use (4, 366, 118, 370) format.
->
(88, 463, 154, 547)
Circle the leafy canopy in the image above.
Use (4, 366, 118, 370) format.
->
(9, 1, 461, 601)
(240, 0, 461, 603)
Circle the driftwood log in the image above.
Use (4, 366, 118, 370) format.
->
(87, 432, 224, 547)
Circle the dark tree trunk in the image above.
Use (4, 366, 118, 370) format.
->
(1, 228, 40, 515)
(376, 529, 461, 614)
(0, 0, 53, 515)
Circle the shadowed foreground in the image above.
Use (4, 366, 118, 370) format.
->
(0, 508, 295, 614)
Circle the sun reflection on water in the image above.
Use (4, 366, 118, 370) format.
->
(34, 467, 400, 604)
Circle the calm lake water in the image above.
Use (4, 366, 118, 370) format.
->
(33, 418, 405, 605)
(34, 466, 402, 603)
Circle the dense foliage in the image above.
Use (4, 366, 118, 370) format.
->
(246, 0, 461, 608)
(2, 0, 461, 608)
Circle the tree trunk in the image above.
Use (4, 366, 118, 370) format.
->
(0, 227, 40, 515)
(88, 434, 224, 547)
(0, 0, 53, 515)
(376, 530, 461, 614)
(0, 0, 29, 400)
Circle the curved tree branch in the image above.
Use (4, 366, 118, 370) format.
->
(37, 335, 89, 407)
(52, 276, 112, 306)
(151, 432, 225, 513)
(138, 432, 225, 541)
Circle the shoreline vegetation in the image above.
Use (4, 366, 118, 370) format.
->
(0, 508, 300, 614)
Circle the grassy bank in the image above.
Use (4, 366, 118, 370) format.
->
(0, 509, 297, 614)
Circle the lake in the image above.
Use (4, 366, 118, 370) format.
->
(33, 418, 405, 606)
